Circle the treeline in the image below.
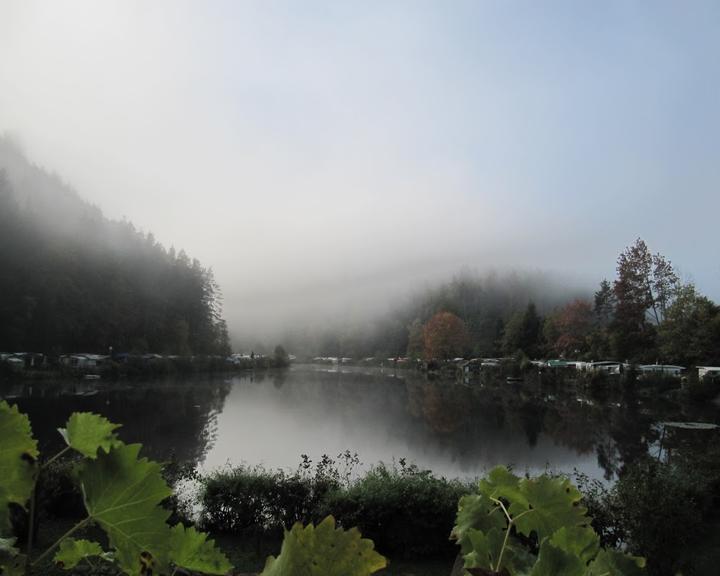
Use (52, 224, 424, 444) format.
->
(280, 271, 586, 360)
(410, 239, 720, 366)
(0, 138, 230, 356)
(287, 239, 719, 366)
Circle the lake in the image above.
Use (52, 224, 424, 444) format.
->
(2, 365, 718, 481)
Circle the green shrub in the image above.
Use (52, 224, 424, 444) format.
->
(200, 461, 340, 537)
(619, 459, 706, 576)
(577, 457, 718, 576)
(198, 459, 470, 559)
(321, 462, 470, 558)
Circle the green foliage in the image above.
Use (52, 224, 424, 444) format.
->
(0, 401, 38, 533)
(52, 538, 107, 569)
(322, 462, 469, 558)
(579, 457, 714, 576)
(260, 516, 386, 576)
(58, 412, 121, 459)
(0, 405, 233, 576)
(0, 138, 231, 356)
(452, 466, 644, 576)
(658, 284, 720, 366)
(0, 537, 25, 576)
(586, 550, 645, 576)
(502, 302, 543, 358)
(79, 443, 174, 575)
(512, 475, 587, 542)
(168, 524, 233, 575)
(201, 464, 334, 536)
(200, 459, 468, 559)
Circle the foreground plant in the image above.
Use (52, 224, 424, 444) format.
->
(1, 400, 644, 576)
(0, 401, 388, 576)
(451, 467, 645, 575)
(260, 516, 386, 576)
(0, 401, 231, 575)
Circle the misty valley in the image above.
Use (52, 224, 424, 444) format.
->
(3, 3, 720, 575)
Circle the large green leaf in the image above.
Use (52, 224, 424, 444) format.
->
(585, 549, 646, 576)
(451, 493, 505, 553)
(463, 528, 534, 575)
(53, 538, 108, 570)
(58, 412, 121, 459)
(530, 538, 586, 576)
(79, 443, 173, 575)
(260, 516, 386, 576)
(463, 527, 504, 571)
(514, 476, 589, 542)
(168, 524, 232, 575)
(478, 466, 528, 509)
(0, 401, 38, 533)
(550, 527, 600, 565)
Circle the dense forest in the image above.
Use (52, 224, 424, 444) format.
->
(281, 271, 588, 360)
(0, 138, 230, 355)
(293, 240, 720, 367)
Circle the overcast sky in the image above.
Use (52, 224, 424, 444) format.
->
(1, 0, 719, 339)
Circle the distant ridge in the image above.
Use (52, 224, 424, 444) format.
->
(0, 137, 230, 355)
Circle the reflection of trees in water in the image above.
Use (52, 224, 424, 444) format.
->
(399, 374, 689, 479)
(517, 399, 546, 448)
(1, 377, 232, 467)
(405, 379, 472, 435)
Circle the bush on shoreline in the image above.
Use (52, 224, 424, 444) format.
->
(32, 445, 720, 573)
(196, 457, 470, 560)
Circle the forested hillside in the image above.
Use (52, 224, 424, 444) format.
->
(0, 138, 230, 355)
(281, 271, 588, 360)
(286, 241, 720, 366)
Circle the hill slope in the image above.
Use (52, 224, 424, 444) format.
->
(0, 138, 230, 355)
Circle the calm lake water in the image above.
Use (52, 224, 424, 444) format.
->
(2, 365, 719, 481)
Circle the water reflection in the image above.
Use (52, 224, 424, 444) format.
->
(0, 377, 231, 464)
(2, 366, 718, 481)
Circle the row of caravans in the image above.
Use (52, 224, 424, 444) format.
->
(547, 360, 720, 381)
(458, 357, 720, 381)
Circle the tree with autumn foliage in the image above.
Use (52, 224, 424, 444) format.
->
(611, 238, 680, 360)
(544, 299, 594, 357)
(422, 311, 469, 360)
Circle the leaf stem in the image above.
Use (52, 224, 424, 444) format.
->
(31, 516, 91, 568)
(43, 446, 71, 469)
(490, 497, 513, 572)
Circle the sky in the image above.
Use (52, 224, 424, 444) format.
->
(1, 0, 719, 340)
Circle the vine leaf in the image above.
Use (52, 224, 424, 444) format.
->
(53, 538, 108, 569)
(463, 527, 504, 571)
(585, 549, 646, 575)
(478, 467, 528, 509)
(168, 523, 232, 575)
(58, 412, 122, 459)
(0, 401, 38, 533)
(451, 493, 505, 553)
(463, 528, 534, 575)
(260, 516, 386, 576)
(0, 536, 26, 576)
(514, 476, 589, 542)
(530, 538, 586, 576)
(79, 443, 173, 576)
(549, 526, 600, 565)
